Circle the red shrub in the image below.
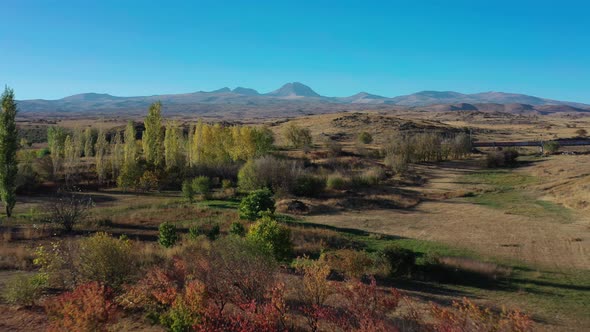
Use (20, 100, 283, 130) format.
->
(430, 298, 534, 332)
(45, 281, 117, 332)
(331, 277, 401, 332)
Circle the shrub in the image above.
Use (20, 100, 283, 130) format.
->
(229, 221, 246, 237)
(37, 147, 51, 158)
(78, 233, 134, 288)
(192, 176, 211, 196)
(486, 149, 519, 168)
(237, 156, 303, 195)
(293, 175, 326, 197)
(430, 298, 533, 332)
(283, 123, 313, 150)
(182, 180, 195, 203)
(45, 190, 93, 232)
(2, 273, 47, 306)
(326, 174, 349, 190)
(159, 222, 179, 248)
(207, 224, 220, 241)
(379, 245, 416, 277)
(543, 141, 560, 154)
(34, 240, 79, 289)
(358, 131, 374, 144)
(239, 188, 276, 220)
(247, 215, 292, 261)
(45, 282, 117, 332)
(575, 128, 588, 137)
(325, 138, 343, 157)
(221, 179, 233, 189)
(325, 249, 374, 279)
(138, 170, 160, 192)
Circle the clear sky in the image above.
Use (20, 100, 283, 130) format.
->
(1, 0, 589, 102)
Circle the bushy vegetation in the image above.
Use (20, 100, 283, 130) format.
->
(384, 132, 472, 173)
(239, 188, 276, 220)
(2, 273, 47, 306)
(158, 222, 179, 248)
(77, 232, 134, 288)
(379, 244, 417, 277)
(486, 149, 519, 168)
(246, 214, 293, 261)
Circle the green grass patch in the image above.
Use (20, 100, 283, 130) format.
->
(460, 170, 572, 223)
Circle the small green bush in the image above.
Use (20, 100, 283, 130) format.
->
(239, 188, 276, 220)
(192, 176, 211, 195)
(2, 273, 47, 306)
(229, 221, 246, 237)
(543, 141, 560, 154)
(326, 174, 349, 190)
(188, 223, 219, 241)
(182, 180, 195, 203)
(158, 222, 179, 248)
(247, 215, 292, 261)
(37, 147, 51, 158)
(293, 175, 326, 197)
(78, 232, 134, 288)
(221, 179, 233, 189)
(357, 132, 374, 144)
(379, 245, 416, 277)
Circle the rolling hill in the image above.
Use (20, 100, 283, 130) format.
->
(16, 82, 590, 116)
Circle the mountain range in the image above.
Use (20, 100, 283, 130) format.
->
(17, 82, 590, 115)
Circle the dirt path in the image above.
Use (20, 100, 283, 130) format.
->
(306, 161, 590, 270)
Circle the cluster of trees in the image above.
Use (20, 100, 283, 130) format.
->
(42, 102, 275, 191)
(383, 132, 472, 173)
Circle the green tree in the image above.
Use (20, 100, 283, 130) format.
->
(95, 129, 109, 185)
(239, 188, 275, 220)
(47, 126, 67, 176)
(142, 101, 164, 167)
(118, 121, 140, 190)
(83, 127, 96, 157)
(283, 123, 312, 151)
(246, 215, 292, 261)
(0, 87, 18, 217)
(164, 120, 185, 169)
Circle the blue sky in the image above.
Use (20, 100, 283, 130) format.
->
(1, 0, 589, 102)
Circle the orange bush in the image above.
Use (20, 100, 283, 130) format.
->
(45, 281, 117, 332)
(430, 297, 533, 332)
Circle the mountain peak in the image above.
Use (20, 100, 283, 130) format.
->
(232, 87, 260, 96)
(267, 82, 320, 97)
(209, 87, 231, 93)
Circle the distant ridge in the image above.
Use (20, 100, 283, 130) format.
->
(16, 82, 590, 115)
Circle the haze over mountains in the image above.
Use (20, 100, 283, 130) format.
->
(18, 82, 590, 116)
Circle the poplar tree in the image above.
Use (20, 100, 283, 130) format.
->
(95, 129, 109, 185)
(84, 127, 95, 157)
(0, 87, 18, 217)
(164, 121, 184, 170)
(47, 126, 67, 176)
(110, 131, 124, 184)
(118, 121, 139, 190)
(142, 101, 164, 167)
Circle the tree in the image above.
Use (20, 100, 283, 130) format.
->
(83, 127, 96, 157)
(576, 128, 588, 137)
(95, 129, 109, 185)
(142, 101, 164, 167)
(0, 87, 18, 217)
(283, 123, 312, 151)
(164, 120, 185, 170)
(47, 126, 67, 177)
(118, 122, 140, 190)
